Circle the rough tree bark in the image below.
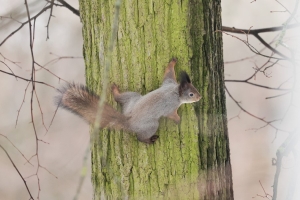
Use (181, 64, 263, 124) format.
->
(79, 0, 233, 199)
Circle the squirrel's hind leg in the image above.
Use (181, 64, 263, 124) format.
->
(111, 83, 121, 100)
(112, 83, 141, 102)
(111, 83, 142, 114)
(163, 58, 177, 82)
(138, 135, 159, 144)
(135, 121, 160, 144)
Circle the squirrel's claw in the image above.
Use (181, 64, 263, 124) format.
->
(150, 135, 159, 144)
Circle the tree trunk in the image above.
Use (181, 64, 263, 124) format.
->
(79, 0, 233, 199)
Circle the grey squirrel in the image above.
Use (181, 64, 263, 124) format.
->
(56, 58, 201, 143)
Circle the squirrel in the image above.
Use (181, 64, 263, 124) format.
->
(56, 58, 201, 144)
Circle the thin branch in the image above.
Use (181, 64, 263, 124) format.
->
(24, 1, 41, 198)
(246, 54, 275, 80)
(56, 0, 80, 16)
(278, 76, 293, 89)
(265, 91, 291, 99)
(228, 110, 242, 122)
(0, 133, 33, 166)
(0, 144, 34, 200)
(16, 82, 30, 127)
(222, 24, 300, 60)
(34, 90, 48, 132)
(276, 0, 299, 24)
(0, 61, 16, 78)
(46, 0, 55, 40)
(225, 55, 291, 91)
(46, 103, 59, 134)
(0, 5, 52, 46)
(222, 23, 300, 35)
(256, 180, 272, 199)
(254, 33, 289, 60)
(35, 61, 69, 83)
(224, 45, 268, 64)
(0, 53, 22, 68)
(217, 30, 285, 61)
(36, 52, 83, 71)
(225, 80, 290, 91)
(0, 69, 55, 88)
(40, 165, 58, 179)
(225, 86, 289, 132)
(0, 15, 22, 24)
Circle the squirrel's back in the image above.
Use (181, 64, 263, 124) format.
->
(129, 82, 180, 120)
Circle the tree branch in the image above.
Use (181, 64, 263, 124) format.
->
(0, 144, 34, 200)
(46, 0, 55, 40)
(225, 80, 290, 91)
(225, 86, 288, 132)
(0, 69, 55, 88)
(222, 23, 300, 35)
(221, 24, 300, 60)
(56, 0, 80, 16)
(0, 5, 52, 46)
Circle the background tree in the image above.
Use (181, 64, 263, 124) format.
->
(79, 0, 233, 199)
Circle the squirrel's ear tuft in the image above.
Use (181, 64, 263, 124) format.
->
(180, 71, 191, 84)
(179, 71, 191, 95)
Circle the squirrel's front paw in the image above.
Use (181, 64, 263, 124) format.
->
(167, 111, 180, 124)
(150, 135, 159, 144)
(174, 117, 181, 124)
(171, 57, 178, 63)
(111, 83, 120, 95)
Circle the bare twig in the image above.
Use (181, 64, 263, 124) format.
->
(34, 90, 48, 132)
(56, 0, 80, 16)
(35, 61, 69, 83)
(36, 52, 83, 71)
(275, 0, 299, 24)
(0, 15, 22, 24)
(221, 24, 300, 61)
(246, 55, 275, 80)
(0, 144, 34, 200)
(225, 80, 290, 91)
(0, 61, 16, 78)
(218, 30, 287, 61)
(255, 180, 272, 199)
(224, 46, 267, 64)
(24, 1, 44, 198)
(16, 82, 30, 127)
(0, 5, 52, 46)
(0, 69, 55, 88)
(225, 86, 289, 132)
(0, 53, 22, 68)
(228, 110, 242, 122)
(46, 104, 59, 135)
(0, 133, 33, 166)
(46, 0, 55, 40)
(225, 55, 291, 91)
(265, 91, 291, 100)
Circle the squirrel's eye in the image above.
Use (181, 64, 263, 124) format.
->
(189, 93, 194, 97)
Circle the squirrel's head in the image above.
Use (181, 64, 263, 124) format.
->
(179, 71, 201, 103)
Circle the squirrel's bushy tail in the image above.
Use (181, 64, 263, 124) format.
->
(56, 83, 129, 131)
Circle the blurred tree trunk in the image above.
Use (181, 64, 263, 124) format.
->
(79, 0, 233, 199)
